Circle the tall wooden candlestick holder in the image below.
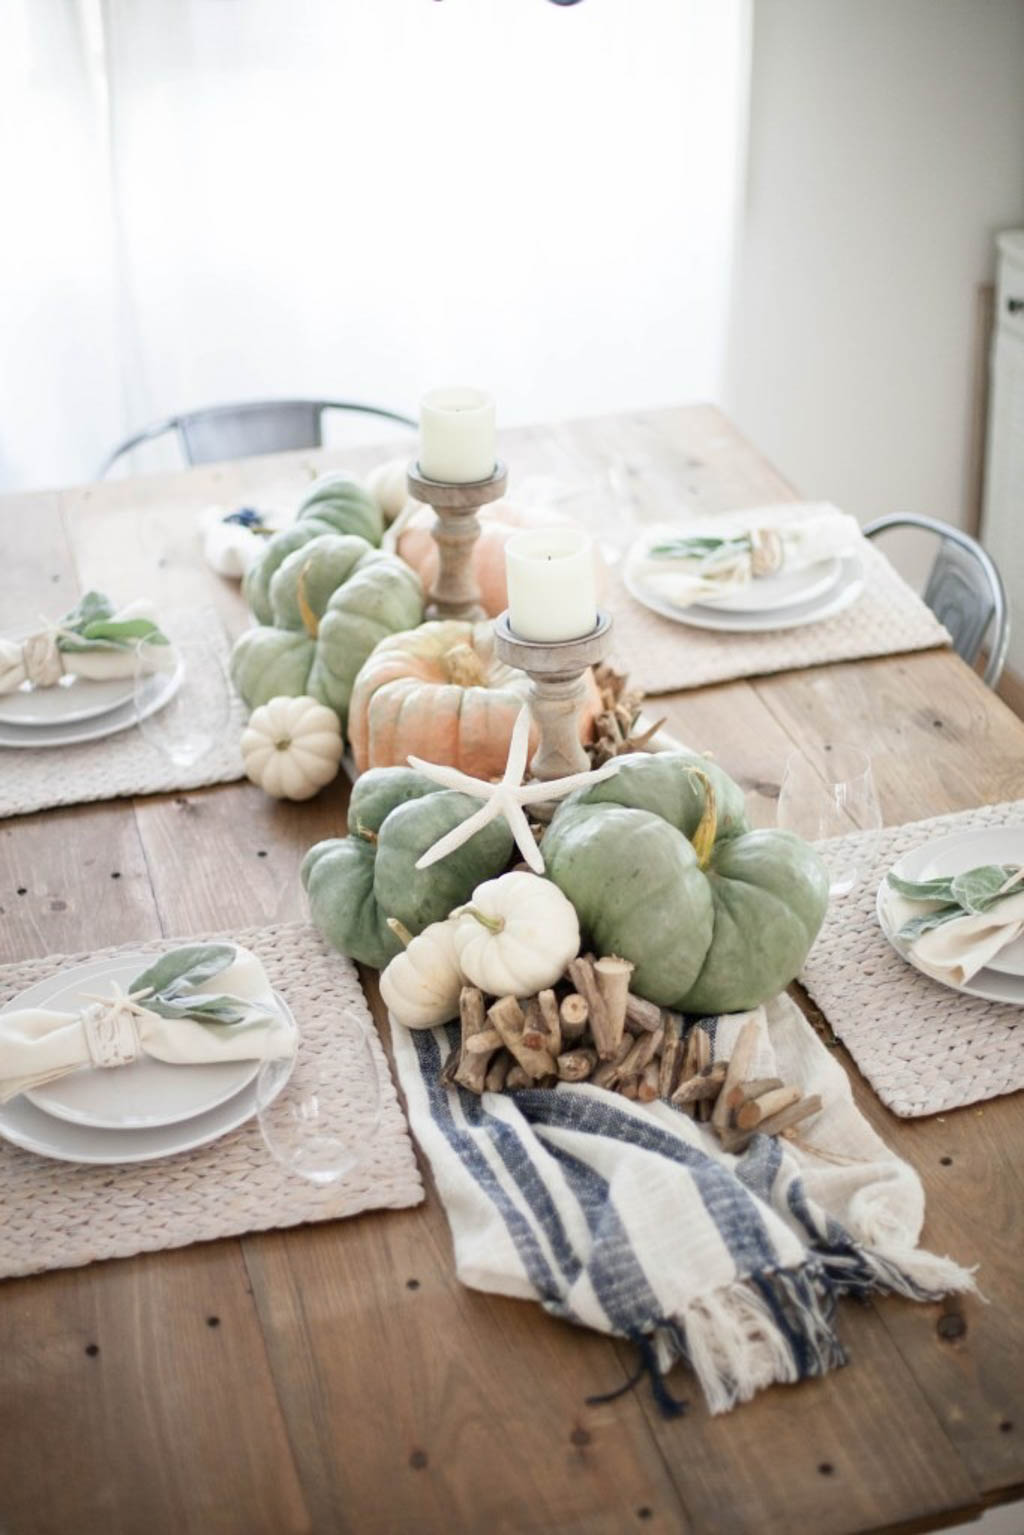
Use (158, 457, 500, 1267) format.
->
(407, 461, 508, 620)
(494, 610, 613, 781)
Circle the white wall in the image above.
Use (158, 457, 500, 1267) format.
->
(724, 0, 1024, 539)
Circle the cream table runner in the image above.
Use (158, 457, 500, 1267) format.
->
(0, 607, 246, 820)
(606, 540, 951, 695)
(800, 799, 1024, 1117)
(0, 923, 423, 1279)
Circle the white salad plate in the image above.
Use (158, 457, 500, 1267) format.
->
(0, 670, 136, 727)
(0, 656, 182, 749)
(0, 1047, 295, 1165)
(624, 553, 864, 633)
(876, 824, 1024, 1004)
(694, 557, 841, 613)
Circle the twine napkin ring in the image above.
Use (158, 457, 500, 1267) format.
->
(750, 528, 784, 578)
(21, 630, 62, 688)
(79, 984, 153, 1069)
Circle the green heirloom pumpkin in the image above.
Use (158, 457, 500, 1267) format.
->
(301, 767, 514, 968)
(542, 752, 828, 1015)
(245, 472, 383, 623)
(230, 533, 423, 737)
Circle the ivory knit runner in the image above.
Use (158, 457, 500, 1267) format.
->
(0, 923, 423, 1279)
(606, 540, 950, 695)
(0, 607, 246, 820)
(800, 799, 1024, 1118)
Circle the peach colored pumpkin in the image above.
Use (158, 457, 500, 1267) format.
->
(348, 620, 602, 778)
(395, 501, 605, 618)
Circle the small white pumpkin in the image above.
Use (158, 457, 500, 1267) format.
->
(380, 917, 463, 1028)
(365, 459, 415, 526)
(241, 694, 343, 800)
(451, 872, 580, 997)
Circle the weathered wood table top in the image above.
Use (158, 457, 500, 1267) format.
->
(1, 406, 1022, 1535)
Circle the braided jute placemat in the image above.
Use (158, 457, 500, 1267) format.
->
(800, 800, 1024, 1118)
(0, 606, 247, 820)
(0, 923, 423, 1280)
(605, 540, 950, 695)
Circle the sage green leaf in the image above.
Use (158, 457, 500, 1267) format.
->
(131, 943, 237, 999)
(950, 865, 1020, 915)
(144, 994, 271, 1029)
(61, 590, 114, 630)
(886, 872, 957, 902)
(78, 617, 169, 647)
(895, 904, 964, 941)
(648, 536, 747, 561)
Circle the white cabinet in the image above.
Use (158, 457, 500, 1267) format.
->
(982, 231, 1024, 680)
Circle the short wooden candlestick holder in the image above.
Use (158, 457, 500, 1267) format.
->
(407, 461, 508, 621)
(494, 610, 613, 781)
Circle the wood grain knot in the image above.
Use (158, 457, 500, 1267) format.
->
(408, 1450, 428, 1470)
(405, 1278, 420, 1291)
(817, 1463, 835, 1476)
(937, 1313, 967, 1341)
(570, 1427, 591, 1447)
(85, 1343, 100, 1357)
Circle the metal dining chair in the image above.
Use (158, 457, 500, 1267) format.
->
(863, 513, 1010, 688)
(98, 398, 416, 477)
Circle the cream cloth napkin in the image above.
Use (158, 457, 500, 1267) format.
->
(883, 884, 1024, 986)
(0, 598, 174, 695)
(0, 942, 295, 1102)
(625, 502, 862, 608)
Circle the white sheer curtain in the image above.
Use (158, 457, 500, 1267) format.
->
(0, 0, 748, 491)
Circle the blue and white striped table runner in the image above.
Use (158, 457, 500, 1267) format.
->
(392, 994, 974, 1415)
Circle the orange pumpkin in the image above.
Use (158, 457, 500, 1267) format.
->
(395, 501, 605, 618)
(348, 620, 602, 777)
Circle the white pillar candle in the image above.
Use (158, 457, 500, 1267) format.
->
(505, 526, 598, 642)
(418, 386, 496, 484)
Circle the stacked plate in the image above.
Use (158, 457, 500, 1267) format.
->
(877, 825, 1024, 1005)
(0, 953, 298, 1163)
(625, 552, 864, 632)
(0, 635, 183, 750)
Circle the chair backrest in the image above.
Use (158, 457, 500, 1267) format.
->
(98, 398, 416, 476)
(863, 513, 1010, 688)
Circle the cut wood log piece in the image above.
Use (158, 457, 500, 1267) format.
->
(658, 1013, 682, 1099)
(637, 1061, 661, 1102)
(711, 1017, 762, 1131)
(487, 995, 557, 1080)
(454, 987, 497, 1093)
(568, 956, 620, 1059)
(591, 1034, 635, 1089)
(593, 956, 634, 1042)
(557, 1048, 598, 1082)
(734, 1084, 802, 1132)
(485, 1050, 512, 1093)
(624, 994, 662, 1034)
(559, 992, 589, 1041)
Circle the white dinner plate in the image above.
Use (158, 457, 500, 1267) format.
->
(876, 824, 1024, 1004)
(3, 951, 295, 1129)
(694, 557, 841, 614)
(0, 656, 182, 749)
(0, 670, 136, 728)
(0, 1041, 296, 1165)
(624, 554, 864, 633)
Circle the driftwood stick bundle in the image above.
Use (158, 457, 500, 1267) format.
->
(488, 995, 557, 1080)
(711, 1017, 762, 1131)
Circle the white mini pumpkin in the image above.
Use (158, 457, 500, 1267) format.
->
(365, 459, 415, 526)
(379, 918, 463, 1028)
(241, 694, 343, 800)
(451, 872, 580, 997)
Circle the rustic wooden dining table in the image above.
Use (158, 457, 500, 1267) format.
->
(1, 405, 1022, 1535)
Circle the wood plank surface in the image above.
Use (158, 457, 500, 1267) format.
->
(1, 406, 1022, 1535)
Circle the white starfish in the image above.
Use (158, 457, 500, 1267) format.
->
(409, 704, 623, 875)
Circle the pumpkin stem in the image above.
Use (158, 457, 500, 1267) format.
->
(457, 905, 505, 936)
(353, 821, 378, 845)
(386, 917, 415, 948)
(443, 642, 487, 688)
(686, 766, 718, 871)
(296, 559, 320, 639)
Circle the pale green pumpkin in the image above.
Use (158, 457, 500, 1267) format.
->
(230, 533, 423, 737)
(542, 752, 829, 1014)
(301, 767, 514, 968)
(244, 472, 383, 623)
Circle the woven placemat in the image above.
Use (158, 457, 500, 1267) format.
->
(606, 540, 950, 695)
(0, 607, 246, 820)
(800, 800, 1024, 1118)
(0, 923, 423, 1280)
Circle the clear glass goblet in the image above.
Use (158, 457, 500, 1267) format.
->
(256, 1018, 382, 1186)
(776, 743, 883, 897)
(133, 636, 230, 768)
